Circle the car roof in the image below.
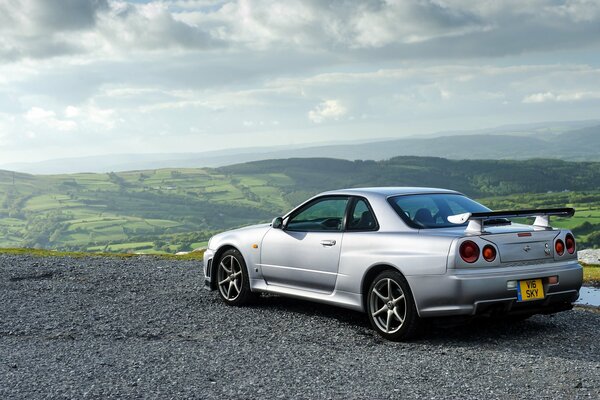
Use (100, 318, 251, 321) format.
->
(320, 187, 462, 198)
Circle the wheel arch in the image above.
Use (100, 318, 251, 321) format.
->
(210, 244, 241, 290)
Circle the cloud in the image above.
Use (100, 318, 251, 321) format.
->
(308, 100, 347, 123)
(64, 106, 80, 118)
(346, 0, 488, 47)
(176, 0, 490, 53)
(0, 0, 108, 61)
(85, 106, 116, 128)
(0, 0, 222, 62)
(1, 1, 600, 164)
(0, 113, 14, 144)
(523, 91, 600, 103)
(0, 0, 107, 34)
(97, 1, 223, 53)
(62, 105, 116, 128)
(25, 107, 78, 131)
(171, 0, 600, 59)
(3, 0, 600, 64)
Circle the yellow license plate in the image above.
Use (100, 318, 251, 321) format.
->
(517, 279, 544, 301)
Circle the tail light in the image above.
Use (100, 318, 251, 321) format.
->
(482, 245, 496, 262)
(565, 234, 576, 254)
(555, 239, 565, 256)
(459, 240, 480, 263)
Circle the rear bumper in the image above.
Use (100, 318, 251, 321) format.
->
(407, 260, 582, 318)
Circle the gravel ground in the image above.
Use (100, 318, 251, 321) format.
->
(1, 254, 599, 399)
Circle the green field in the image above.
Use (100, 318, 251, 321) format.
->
(1, 157, 599, 253)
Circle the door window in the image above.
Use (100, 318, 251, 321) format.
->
(286, 197, 349, 231)
(347, 199, 378, 231)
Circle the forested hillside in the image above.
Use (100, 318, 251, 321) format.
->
(1, 157, 599, 253)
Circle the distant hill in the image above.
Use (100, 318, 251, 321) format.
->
(2, 121, 598, 174)
(219, 157, 600, 198)
(1, 156, 599, 252)
(552, 125, 600, 159)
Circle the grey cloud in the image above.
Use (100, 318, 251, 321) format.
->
(203, 0, 480, 48)
(178, 0, 600, 59)
(0, 0, 108, 61)
(10, 47, 338, 108)
(330, 1, 600, 57)
(99, 1, 224, 51)
(0, 0, 107, 33)
(0, 38, 84, 63)
(348, 0, 486, 45)
(0, 0, 222, 63)
(3, 1, 600, 64)
(26, 0, 109, 31)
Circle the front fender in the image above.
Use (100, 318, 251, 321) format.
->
(206, 224, 272, 283)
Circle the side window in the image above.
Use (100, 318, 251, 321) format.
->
(397, 196, 440, 227)
(286, 197, 349, 232)
(347, 199, 378, 231)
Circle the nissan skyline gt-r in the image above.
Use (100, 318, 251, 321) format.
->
(203, 187, 582, 341)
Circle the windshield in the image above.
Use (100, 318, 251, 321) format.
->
(388, 193, 492, 229)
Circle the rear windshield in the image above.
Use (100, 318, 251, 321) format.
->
(388, 193, 491, 229)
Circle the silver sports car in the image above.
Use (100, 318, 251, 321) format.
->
(203, 187, 582, 340)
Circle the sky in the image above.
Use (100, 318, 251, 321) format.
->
(1, 0, 600, 164)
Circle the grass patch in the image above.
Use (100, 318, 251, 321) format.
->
(0, 248, 136, 259)
(582, 262, 600, 285)
(0, 248, 205, 260)
(87, 241, 154, 252)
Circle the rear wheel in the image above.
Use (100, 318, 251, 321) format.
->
(216, 249, 255, 306)
(367, 270, 421, 341)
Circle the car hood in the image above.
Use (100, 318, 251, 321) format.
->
(227, 223, 271, 233)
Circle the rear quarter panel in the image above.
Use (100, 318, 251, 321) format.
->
(337, 231, 455, 294)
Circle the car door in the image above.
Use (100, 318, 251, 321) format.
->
(259, 196, 349, 293)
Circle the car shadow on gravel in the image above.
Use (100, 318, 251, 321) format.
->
(250, 294, 371, 328)
(420, 314, 600, 363)
(247, 294, 598, 362)
(9, 271, 56, 282)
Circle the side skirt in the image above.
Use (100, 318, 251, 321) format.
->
(250, 279, 364, 312)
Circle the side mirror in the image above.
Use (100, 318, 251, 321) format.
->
(271, 217, 283, 229)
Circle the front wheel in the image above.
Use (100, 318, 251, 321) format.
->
(216, 249, 256, 306)
(367, 270, 421, 341)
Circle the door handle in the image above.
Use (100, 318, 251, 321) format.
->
(320, 240, 336, 247)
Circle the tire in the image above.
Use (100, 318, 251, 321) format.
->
(366, 270, 421, 341)
(215, 249, 256, 306)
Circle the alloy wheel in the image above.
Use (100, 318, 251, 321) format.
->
(369, 277, 407, 334)
(217, 255, 243, 301)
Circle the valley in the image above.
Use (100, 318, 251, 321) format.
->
(1, 157, 599, 253)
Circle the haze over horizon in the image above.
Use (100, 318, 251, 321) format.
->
(2, 0, 600, 164)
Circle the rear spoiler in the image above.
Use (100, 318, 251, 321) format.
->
(447, 208, 575, 233)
